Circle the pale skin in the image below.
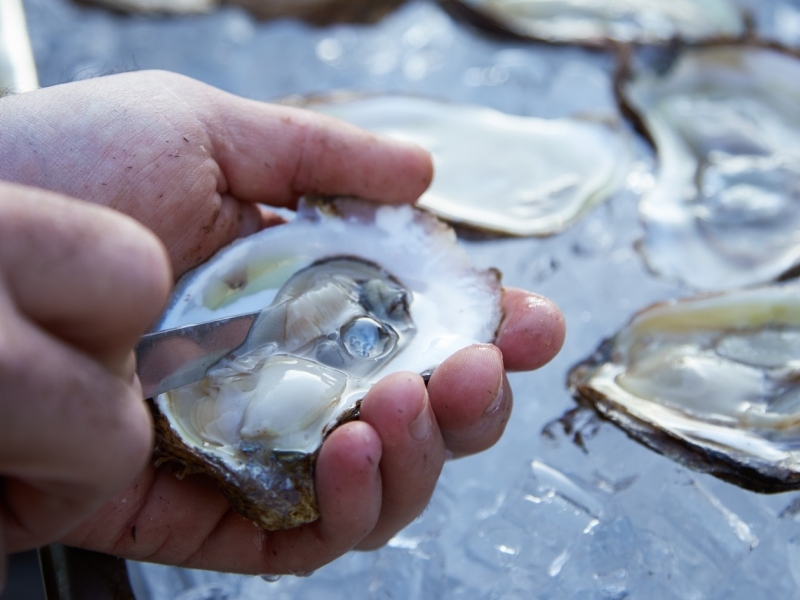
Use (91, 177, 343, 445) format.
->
(0, 71, 566, 586)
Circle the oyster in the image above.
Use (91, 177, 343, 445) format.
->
(301, 94, 634, 236)
(623, 46, 800, 291)
(439, 0, 745, 46)
(568, 284, 800, 493)
(151, 197, 503, 529)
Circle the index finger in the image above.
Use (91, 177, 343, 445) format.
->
(0, 182, 172, 370)
(166, 73, 434, 207)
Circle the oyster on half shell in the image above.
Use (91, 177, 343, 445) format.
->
(568, 284, 800, 493)
(623, 46, 800, 291)
(301, 94, 634, 237)
(151, 197, 503, 529)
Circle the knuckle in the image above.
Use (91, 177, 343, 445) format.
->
(109, 218, 173, 320)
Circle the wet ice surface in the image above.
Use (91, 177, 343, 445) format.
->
(20, 0, 800, 597)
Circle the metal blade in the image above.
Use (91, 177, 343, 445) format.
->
(135, 311, 261, 398)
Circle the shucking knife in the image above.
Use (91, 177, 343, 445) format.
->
(135, 303, 291, 398)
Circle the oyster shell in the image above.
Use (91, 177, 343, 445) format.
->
(439, 0, 745, 46)
(151, 197, 503, 529)
(623, 46, 800, 291)
(225, 0, 406, 24)
(568, 284, 800, 493)
(301, 94, 634, 236)
(74, 0, 404, 23)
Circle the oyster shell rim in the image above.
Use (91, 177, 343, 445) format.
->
(567, 284, 800, 494)
(437, 0, 749, 49)
(149, 197, 505, 529)
(288, 93, 636, 238)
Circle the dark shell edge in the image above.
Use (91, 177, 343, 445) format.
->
(149, 399, 361, 530)
(567, 349, 800, 495)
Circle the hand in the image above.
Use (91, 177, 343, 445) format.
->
(0, 70, 433, 275)
(0, 181, 172, 589)
(0, 71, 566, 577)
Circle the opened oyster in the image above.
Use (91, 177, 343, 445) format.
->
(440, 0, 745, 46)
(151, 197, 503, 529)
(623, 46, 800, 291)
(301, 94, 634, 236)
(568, 284, 800, 493)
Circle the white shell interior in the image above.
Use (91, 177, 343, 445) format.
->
(583, 285, 800, 467)
(459, 0, 745, 44)
(625, 47, 800, 291)
(155, 199, 503, 463)
(306, 95, 634, 236)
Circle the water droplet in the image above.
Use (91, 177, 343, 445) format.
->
(402, 22, 433, 49)
(462, 65, 509, 87)
(341, 317, 393, 359)
(404, 53, 429, 80)
(316, 38, 343, 65)
(290, 568, 316, 578)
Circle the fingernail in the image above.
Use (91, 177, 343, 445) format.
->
(409, 403, 434, 441)
(483, 377, 505, 416)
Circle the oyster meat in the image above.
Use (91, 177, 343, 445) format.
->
(303, 94, 634, 236)
(623, 46, 800, 291)
(151, 197, 503, 529)
(440, 0, 745, 46)
(568, 284, 800, 493)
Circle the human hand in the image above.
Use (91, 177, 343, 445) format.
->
(0, 71, 566, 576)
(0, 70, 434, 275)
(0, 181, 172, 589)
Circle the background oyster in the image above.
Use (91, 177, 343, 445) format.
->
(301, 94, 634, 236)
(569, 284, 800, 493)
(623, 46, 800, 291)
(151, 197, 503, 529)
(439, 0, 746, 46)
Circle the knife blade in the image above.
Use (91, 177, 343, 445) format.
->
(135, 308, 273, 398)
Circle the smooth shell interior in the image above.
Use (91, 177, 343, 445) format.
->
(306, 95, 634, 236)
(455, 0, 745, 44)
(625, 46, 800, 291)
